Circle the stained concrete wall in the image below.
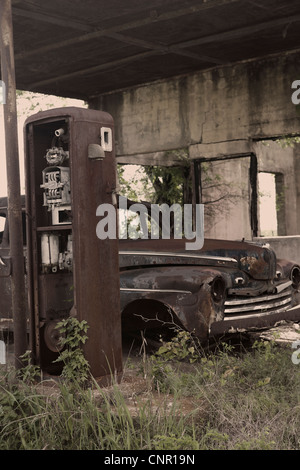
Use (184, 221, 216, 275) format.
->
(200, 156, 252, 240)
(254, 236, 300, 266)
(90, 51, 300, 158)
(89, 50, 300, 242)
(295, 144, 300, 235)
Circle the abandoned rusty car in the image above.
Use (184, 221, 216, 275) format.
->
(1, 195, 300, 349)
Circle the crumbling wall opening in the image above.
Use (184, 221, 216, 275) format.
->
(258, 172, 286, 237)
(255, 140, 299, 237)
(192, 153, 257, 241)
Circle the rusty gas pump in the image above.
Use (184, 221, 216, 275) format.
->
(24, 107, 122, 382)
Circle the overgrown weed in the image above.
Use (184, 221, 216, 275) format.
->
(1, 324, 300, 450)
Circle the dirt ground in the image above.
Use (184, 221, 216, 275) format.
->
(1, 320, 299, 420)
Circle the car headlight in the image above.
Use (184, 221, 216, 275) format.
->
(211, 277, 226, 303)
(291, 266, 300, 290)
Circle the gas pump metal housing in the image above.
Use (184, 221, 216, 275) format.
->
(24, 107, 122, 381)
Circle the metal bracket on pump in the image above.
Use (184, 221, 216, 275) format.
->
(88, 127, 113, 160)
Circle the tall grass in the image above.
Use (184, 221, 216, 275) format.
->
(1, 332, 300, 450)
(0, 376, 198, 450)
(148, 335, 300, 450)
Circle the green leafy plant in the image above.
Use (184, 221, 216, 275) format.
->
(18, 350, 40, 384)
(155, 330, 199, 363)
(153, 432, 199, 450)
(53, 317, 90, 386)
(252, 337, 278, 362)
(149, 329, 200, 392)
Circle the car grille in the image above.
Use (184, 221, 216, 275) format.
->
(224, 286, 293, 320)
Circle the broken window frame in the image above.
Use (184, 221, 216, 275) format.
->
(192, 153, 258, 238)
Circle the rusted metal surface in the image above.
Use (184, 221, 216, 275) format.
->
(0, 196, 27, 325)
(118, 237, 300, 340)
(0, 0, 28, 368)
(119, 237, 277, 279)
(120, 264, 225, 339)
(23, 108, 122, 381)
(210, 305, 300, 336)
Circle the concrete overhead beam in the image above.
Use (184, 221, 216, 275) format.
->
(189, 140, 253, 160)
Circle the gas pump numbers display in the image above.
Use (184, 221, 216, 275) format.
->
(43, 170, 63, 199)
(41, 166, 71, 227)
(41, 167, 70, 206)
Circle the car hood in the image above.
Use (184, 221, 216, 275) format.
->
(119, 238, 277, 280)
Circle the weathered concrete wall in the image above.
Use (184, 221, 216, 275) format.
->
(294, 144, 300, 235)
(89, 50, 300, 241)
(200, 157, 252, 240)
(90, 51, 300, 160)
